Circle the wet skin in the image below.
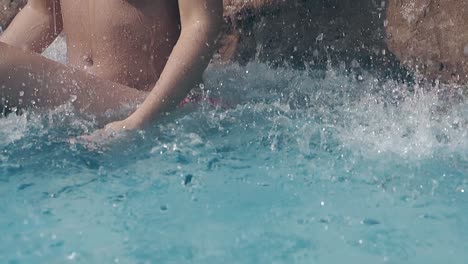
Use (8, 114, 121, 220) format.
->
(0, 0, 222, 131)
(61, 0, 180, 90)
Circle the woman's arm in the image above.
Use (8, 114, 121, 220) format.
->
(105, 0, 223, 131)
(0, 0, 63, 53)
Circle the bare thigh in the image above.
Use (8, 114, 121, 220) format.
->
(0, 42, 146, 119)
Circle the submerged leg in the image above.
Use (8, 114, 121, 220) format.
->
(0, 42, 146, 117)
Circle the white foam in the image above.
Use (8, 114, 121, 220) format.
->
(0, 113, 28, 145)
(205, 63, 467, 160)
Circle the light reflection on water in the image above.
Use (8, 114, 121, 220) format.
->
(0, 60, 467, 263)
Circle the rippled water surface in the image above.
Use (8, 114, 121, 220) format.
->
(0, 61, 467, 263)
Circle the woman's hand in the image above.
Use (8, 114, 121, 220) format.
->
(102, 117, 142, 133)
(75, 116, 143, 149)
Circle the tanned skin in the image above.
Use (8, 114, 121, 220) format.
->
(0, 0, 223, 139)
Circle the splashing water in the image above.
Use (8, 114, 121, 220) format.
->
(0, 62, 467, 263)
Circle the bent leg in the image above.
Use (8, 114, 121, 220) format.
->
(0, 42, 146, 118)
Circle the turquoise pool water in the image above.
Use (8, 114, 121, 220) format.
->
(0, 63, 467, 263)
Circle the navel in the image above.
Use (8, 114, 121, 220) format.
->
(83, 55, 94, 66)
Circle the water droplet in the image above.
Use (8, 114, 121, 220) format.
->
(19, 91, 24, 97)
(70, 95, 77, 102)
(316, 33, 324, 42)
